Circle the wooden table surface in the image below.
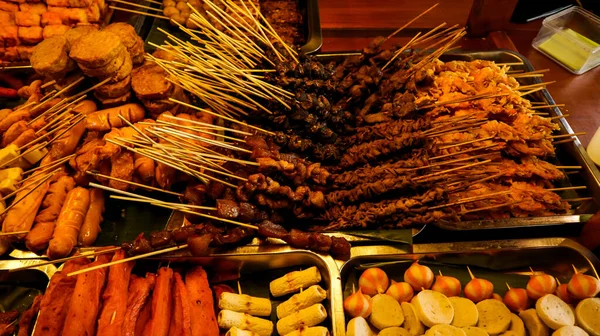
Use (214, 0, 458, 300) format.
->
(317, 1, 600, 148)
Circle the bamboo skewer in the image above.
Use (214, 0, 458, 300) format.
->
(418, 93, 509, 110)
(8, 247, 122, 272)
(109, 195, 216, 211)
(67, 244, 189, 277)
(85, 171, 184, 197)
(384, 3, 440, 42)
(563, 197, 593, 202)
(109, 5, 169, 19)
(530, 104, 565, 110)
(548, 186, 587, 192)
(0, 230, 30, 236)
(2, 168, 62, 202)
(553, 138, 577, 145)
(549, 132, 585, 139)
(110, 0, 163, 12)
(0, 171, 57, 216)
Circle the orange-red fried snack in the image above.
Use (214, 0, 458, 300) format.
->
(168, 272, 192, 336)
(186, 266, 219, 336)
(122, 273, 156, 336)
(97, 250, 134, 336)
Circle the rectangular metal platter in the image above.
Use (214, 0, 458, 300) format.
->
(0, 260, 56, 317)
(340, 238, 600, 335)
(29, 250, 342, 336)
(142, 0, 322, 55)
(317, 50, 600, 239)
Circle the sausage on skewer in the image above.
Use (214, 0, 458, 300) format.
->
(78, 188, 105, 246)
(47, 187, 90, 259)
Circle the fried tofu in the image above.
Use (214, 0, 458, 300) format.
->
(42, 24, 69, 39)
(30, 35, 72, 78)
(0, 12, 15, 25)
(63, 24, 98, 45)
(45, 0, 69, 7)
(0, 25, 19, 47)
(19, 3, 47, 15)
(16, 45, 35, 61)
(41, 12, 62, 26)
(48, 7, 89, 24)
(67, 0, 91, 7)
(15, 12, 41, 27)
(0, 0, 18, 12)
(70, 31, 124, 68)
(18, 26, 42, 44)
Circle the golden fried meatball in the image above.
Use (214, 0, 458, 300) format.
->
(175, 1, 188, 11)
(164, 6, 179, 17)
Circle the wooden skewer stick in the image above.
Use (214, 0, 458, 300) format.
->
(85, 171, 184, 197)
(496, 62, 524, 66)
(438, 136, 496, 150)
(549, 132, 586, 139)
(151, 202, 258, 229)
(519, 86, 547, 97)
(510, 73, 545, 78)
(384, 3, 440, 42)
(109, 0, 163, 12)
(109, 195, 216, 211)
(6, 246, 119, 270)
(553, 138, 577, 145)
(0, 230, 30, 236)
(0, 170, 56, 216)
(549, 114, 568, 121)
(518, 81, 556, 90)
(109, 5, 169, 19)
(530, 104, 564, 110)
(563, 197, 593, 202)
(415, 160, 492, 182)
(40, 80, 56, 89)
(4, 168, 62, 202)
(430, 143, 499, 160)
(418, 93, 509, 110)
(429, 190, 512, 210)
(460, 201, 519, 214)
(67, 244, 189, 277)
(22, 154, 75, 175)
(382, 32, 422, 70)
(548, 186, 587, 192)
(556, 166, 582, 169)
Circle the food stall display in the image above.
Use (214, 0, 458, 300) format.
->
(0, 1, 598, 335)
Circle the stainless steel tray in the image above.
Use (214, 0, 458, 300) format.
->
(340, 238, 600, 335)
(34, 249, 342, 336)
(317, 50, 600, 235)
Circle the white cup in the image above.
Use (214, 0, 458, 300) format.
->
(586, 126, 600, 166)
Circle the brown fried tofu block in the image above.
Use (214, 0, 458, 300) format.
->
(48, 7, 90, 24)
(0, 0, 18, 12)
(67, 0, 91, 7)
(0, 12, 15, 25)
(18, 26, 43, 44)
(45, 0, 69, 6)
(16, 44, 35, 60)
(0, 47, 5, 60)
(0, 25, 19, 47)
(31, 35, 73, 78)
(63, 25, 97, 45)
(42, 24, 69, 39)
(41, 12, 62, 26)
(94, 74, 131, 98)
(15, 12, 41, 27)
(19, 3, 47, 15)
(70, 31, 124, 68)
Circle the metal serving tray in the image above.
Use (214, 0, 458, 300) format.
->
(0, 260, 56, 319)
(143, 0, 322, 55)
(340, 238, 600, 335)
(316, 50, 600, 237)
(30, 249, 342, 336)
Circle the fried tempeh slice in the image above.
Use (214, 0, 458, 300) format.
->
(169, 272, 192, 336)
(97, 250, 134, 336)
(186, 266, 219, 336)
(144, 267, 174, 336)
(122, 273, 156, 336)
(33, 258, 90, 336)
(62, 253, 112, 336)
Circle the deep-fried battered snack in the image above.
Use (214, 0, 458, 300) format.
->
(63, 25, 98, 45)
(17, 26, 43, 44)
(42, 24, 70, 39)
(15, 12, 41, 27)
(16, 45, 35, 60)
(110, 50, 132, 82)
(0, 0, 18, 12)
(0, 25, 19, 47)
(78, 45, 126, 77)
(94, 74, 131, 98)
(70, 30, 124, 68)
(41, 12, 62, 26)
(19, 3, 47, 15)
(94, 90, 132, 107)
(30, 35, 74, 79)
(131, 63, 173, 100)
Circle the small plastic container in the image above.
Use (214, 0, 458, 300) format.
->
(532, 6, 600, 75)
